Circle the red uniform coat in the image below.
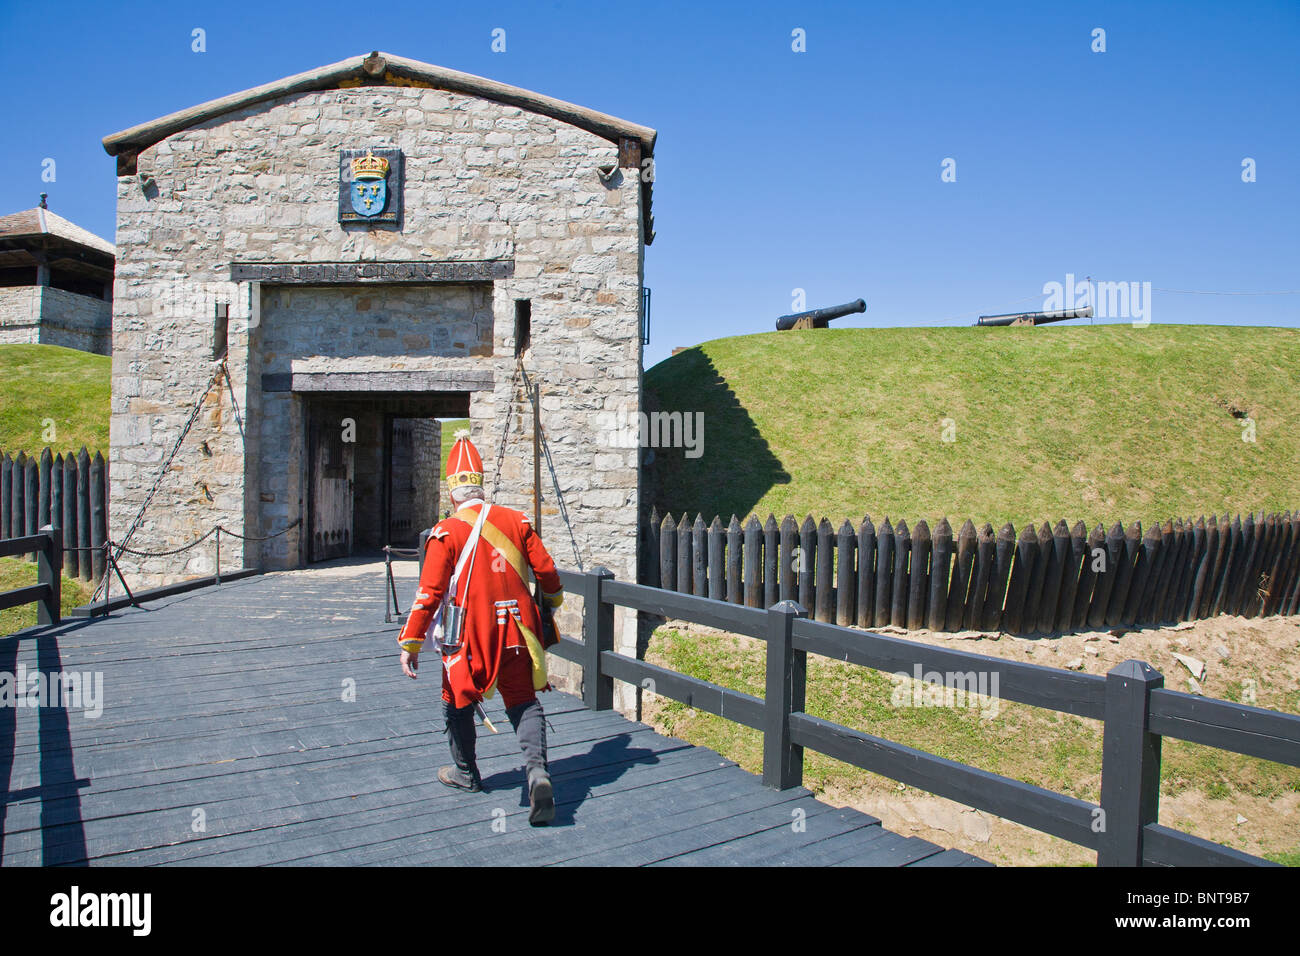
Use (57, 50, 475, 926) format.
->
(397, 499, 563, 709)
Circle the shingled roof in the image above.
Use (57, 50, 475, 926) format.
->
(0, 206, 116, 258)
(102, 50, 657, 170)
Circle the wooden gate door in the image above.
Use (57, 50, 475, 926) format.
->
(308, 409, 354, 562)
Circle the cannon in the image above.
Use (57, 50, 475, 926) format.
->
(975, 306, 1093, 327)
(775, 297, 866, 331)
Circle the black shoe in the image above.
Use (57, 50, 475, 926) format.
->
(527, 769, 554, 826)
(439, 765, 482, 793)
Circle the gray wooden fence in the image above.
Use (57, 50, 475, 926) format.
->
(643, 509, 1300, 634)
(555, 565, 1296, 865)
(0, 447, 108, 583)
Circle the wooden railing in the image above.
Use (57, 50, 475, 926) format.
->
(553, 566, 1300, 866)
(0, 527, 62, 627)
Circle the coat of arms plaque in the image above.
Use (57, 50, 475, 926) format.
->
(338, 148, 403, 225)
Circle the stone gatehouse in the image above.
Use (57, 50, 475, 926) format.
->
(102, 51, 655, 700)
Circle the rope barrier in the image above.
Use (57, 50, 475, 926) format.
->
(214, 518, 302, 542)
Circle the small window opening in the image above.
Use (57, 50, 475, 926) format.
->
(514, 299, 532, 357)
(213, 304, 229, 361)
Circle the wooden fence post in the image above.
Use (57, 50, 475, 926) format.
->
(24, 455, 38, 560)
(745, 515, 763, 608)
(1142, 519, 1173, 624)
(658, 511, 675, 595)
(764, 515, 779, 608)
(676, 512, 692, 594)
(90, 451, 106, 585)
(1278, 513, 1300, 616)
(12, 451, 27, 541)
(1057, 520, 1087, 632)
(1088, 522, 1122, 628)
(692, 513, 707, 597)
(779, 515, 797, 604)
(763, 599, 808, 790)
(0, 452, 11, 539)
(708, 515, 724, 602)
(874, 517, 893, 628)
(1073, 523, 1104, 628)
(1037, 520, 1069, 633)
(36, 524, 62, 627)
(1217, 514, 1245, 617)
(1099, 659, 1163, 866)
(582, 566, 615, 711)
(856, 516, 876, 628)
(39, 447, 52, 533)
(981, 522, 1014, 632)
(907, 519, 930, 630)
(1106, 522, 1142, 626)
(946, 519, 976, 631)
(816, 518, 834, 621)
(836, 519, 856, 626)
(891, 519, 910, 628)
(1003, 523, 1036, 634)
(77, 447, 92, 583)
(798, 515, 816, 613)
(727, 515, 743, 604)
(964, 522, 992, 630)
(928, 518, 952, 631)
(1169, 518, 1194, 621)
(1185, 516, 1209, 619)
(1125, 521, 1161, 625)
(1023, 522, 1052, 634)
(645, 506, 661, 588)
(1262, 510, 1291, 615)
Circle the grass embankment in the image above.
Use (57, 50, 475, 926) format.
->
(0, 556, 96, 635)
(646, 325, 1300, 526)
(0, 343, 110, 456)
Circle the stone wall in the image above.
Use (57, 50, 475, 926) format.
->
(110, 82, 646, 706)
(0, 286, 111, 354)
(0, 287, 41, 345)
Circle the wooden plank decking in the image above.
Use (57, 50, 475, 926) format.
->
(0, 558, 989, 867)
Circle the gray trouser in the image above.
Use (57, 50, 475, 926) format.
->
(443, 698, 547, 780)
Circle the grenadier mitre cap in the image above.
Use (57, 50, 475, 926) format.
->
(446, 429, 484, 489)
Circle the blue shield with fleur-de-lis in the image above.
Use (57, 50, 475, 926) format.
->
(351, 177, 388, 218)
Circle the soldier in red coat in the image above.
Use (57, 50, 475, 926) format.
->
(397, 432, 564, 825)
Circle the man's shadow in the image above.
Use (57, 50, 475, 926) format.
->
(478, 733, 660, 827)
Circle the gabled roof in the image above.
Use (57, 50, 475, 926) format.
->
(0, 207, 116, 258)
(102, 50, 657, 171)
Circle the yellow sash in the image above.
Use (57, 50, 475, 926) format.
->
(454, 507, 549, 692)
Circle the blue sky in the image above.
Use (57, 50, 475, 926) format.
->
(3, 0, 1296, 366)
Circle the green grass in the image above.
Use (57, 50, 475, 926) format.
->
(645, 325, 1300, 527)
(440, 418, 469, 477)
(1266, 847, 1300, 866)
(0, 344, 110, 457)
(0, 556, 97, 636)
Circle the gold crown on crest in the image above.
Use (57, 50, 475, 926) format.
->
(351, 151, 390, 180)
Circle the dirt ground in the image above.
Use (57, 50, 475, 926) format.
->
(641, 613, 1300, 866)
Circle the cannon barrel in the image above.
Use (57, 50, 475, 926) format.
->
(776, 298, 866, 331)
(975, 307, 1092, 327)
